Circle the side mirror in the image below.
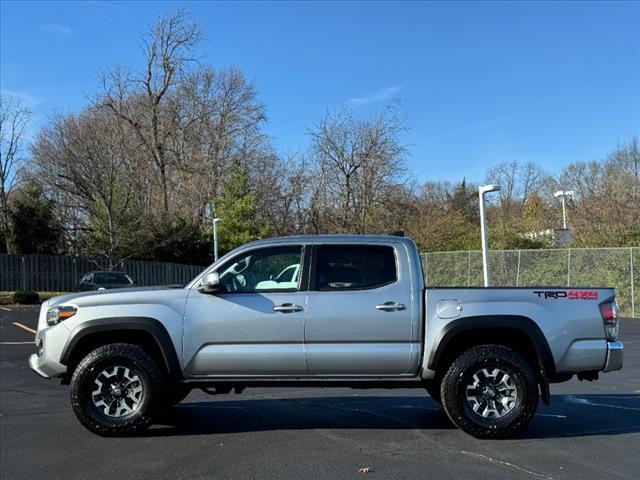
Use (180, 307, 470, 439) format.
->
(198, 272, 221, 294)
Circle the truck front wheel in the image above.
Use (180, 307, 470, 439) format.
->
(440, 344, 539, 439)
(70, 343, 165, 436)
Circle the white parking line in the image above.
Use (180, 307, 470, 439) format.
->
(0, 306, 11, 311)
(12, 322, 37, 334)
(459, 451, 554, 480)
(566, 395, 640, 412)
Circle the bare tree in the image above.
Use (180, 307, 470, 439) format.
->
(309, 106, 407, 233)
(553, 137, 640, 246)
(252, 153, 311, 236)
(98, 10, 202, 212)
(486, 160, 545, 219)
(33, 109, 145, 267)
(0, 95, 32, 251)
(406, 180, 480, 252)
(170, 66, 267, 215)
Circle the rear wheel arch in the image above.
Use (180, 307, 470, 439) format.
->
(427, 315, 556, 384)
(61, 317, 181, 381)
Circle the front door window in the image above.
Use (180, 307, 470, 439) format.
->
(217, 246, 303, 293)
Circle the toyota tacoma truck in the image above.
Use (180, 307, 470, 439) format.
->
(28, 235, 623, 438)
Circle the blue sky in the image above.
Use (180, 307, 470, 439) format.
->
(1, 0, 638, 183)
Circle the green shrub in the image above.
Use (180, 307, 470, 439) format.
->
(12, 290, 40, 304)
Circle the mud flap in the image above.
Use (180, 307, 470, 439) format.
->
(539, 363, 551, 405)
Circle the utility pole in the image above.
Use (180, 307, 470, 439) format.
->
(204, 202, 222, 262)
(213, 218, 222, 261)
(553, 190, 574, 229)
(479, 184, 501, 287)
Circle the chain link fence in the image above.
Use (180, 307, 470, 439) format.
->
(423, 247, 638, 317)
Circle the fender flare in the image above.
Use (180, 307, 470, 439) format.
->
(427, 315, 555, 401)
(60, 317, 181, 379)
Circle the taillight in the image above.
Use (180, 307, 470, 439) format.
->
(600, 300, 619, 340)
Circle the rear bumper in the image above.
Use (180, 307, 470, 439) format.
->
(603, 341, 623, 372)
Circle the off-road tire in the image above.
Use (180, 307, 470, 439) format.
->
(440, 344, 539, 439)
(70, 343, 165, 436)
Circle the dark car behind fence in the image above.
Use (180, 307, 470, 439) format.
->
(0, 254, 206, 292)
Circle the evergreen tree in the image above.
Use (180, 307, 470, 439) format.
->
(447, 179, 479, 224)
(82, 187, 144, 269)
(8, 183, 63, 254)
(138, 216, 212, 266)
(215, 163, 268, 254)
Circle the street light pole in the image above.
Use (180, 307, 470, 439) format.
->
(213, 218, 222, 262)
(553, 190, 574, 229)
(479, 184, 501, 287)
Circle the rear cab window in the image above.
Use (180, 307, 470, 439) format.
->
(313, 245, 397, 291)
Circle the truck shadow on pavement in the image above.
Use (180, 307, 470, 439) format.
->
(145, 393, 640, 439)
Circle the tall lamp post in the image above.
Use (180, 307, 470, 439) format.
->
(553, 190, 574, 229)
(479, 184, 501, 287)
(213, 217, 222, 262)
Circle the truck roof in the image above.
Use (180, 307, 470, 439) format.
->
(240, 234, 417, 249)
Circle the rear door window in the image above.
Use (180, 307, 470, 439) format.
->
(314, 245, 397, 291)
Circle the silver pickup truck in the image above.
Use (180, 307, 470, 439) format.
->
(29, 234, 623, 438)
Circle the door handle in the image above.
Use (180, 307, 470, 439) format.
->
(375, 301, 406, 311)
(273, 303, 304, 313)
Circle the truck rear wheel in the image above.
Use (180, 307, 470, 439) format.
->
(440, 344, 539, 439)
(70, 343, 165, 436)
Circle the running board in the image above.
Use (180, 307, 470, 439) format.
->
(181, 378, 425, 389)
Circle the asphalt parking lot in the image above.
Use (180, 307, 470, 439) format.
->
(1, 306, 638, 480)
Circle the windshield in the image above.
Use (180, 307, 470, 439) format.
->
(93, 272, 134, 285)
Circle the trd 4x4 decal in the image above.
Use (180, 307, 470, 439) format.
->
(533, 290, 599, 300)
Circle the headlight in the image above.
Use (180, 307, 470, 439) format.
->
(46, 305, 77, 325)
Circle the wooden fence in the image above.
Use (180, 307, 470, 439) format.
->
(0, 254, 206, 292)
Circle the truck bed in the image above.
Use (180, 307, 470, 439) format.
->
(421, 286, 614, 379)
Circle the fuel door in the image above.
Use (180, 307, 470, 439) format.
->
(436, 299, 462, 319)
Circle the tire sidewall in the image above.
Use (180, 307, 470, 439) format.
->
(70, 344, 163, 435)
(79, 355, 151, 427)
(441, 345, 539, 438)
(455, 356, 530, 431)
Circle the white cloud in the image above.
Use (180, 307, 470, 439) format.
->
(40, 23, 73, 35)
(0, 89, 38, 105)
(349, 85, 403, 106)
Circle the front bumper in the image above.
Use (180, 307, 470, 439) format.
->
(29, 353, 52, 378)
(603, 341, 624, 372)
(28, 335, 67, 379)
